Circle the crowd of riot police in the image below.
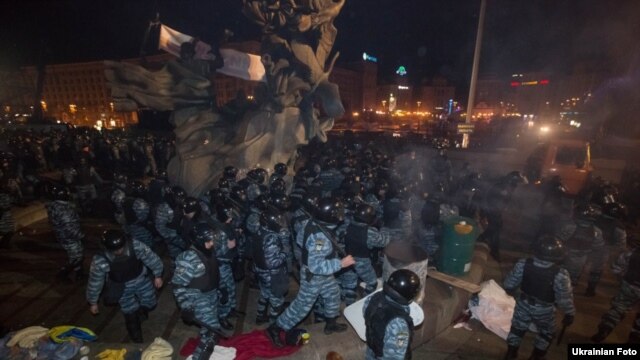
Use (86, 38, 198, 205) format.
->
(1, 128, 639, 359)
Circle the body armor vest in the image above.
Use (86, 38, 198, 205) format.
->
(301, 222, 337, 266)
(365, 291, 413, 359)
(105, 241, 144, 283)
(624, 249, 640, 287)
(345, 223, 369, 258)
(521, 258, 559, 303)
(187, 247, 220, 292)
(566, 223, 595, 249)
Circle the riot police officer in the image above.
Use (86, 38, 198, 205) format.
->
(122, 181, 154, 249)
(591, 235, 640, 343)
(46, 184, 85, 280)
(155, 185, 188, 260)
(363, 269, 420, 360)
(266, 197, 355, 348)
(503, 235, 575, 360)
(111, 172, 128, 225)
(557, 203, 605, 292)
(172, 223, 225, 360)
(340, 203, 391, 305)
(86, 230, 164, 343)
(254, 206, 290, 324)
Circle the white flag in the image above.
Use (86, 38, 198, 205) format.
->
(158, 24, 265, 82)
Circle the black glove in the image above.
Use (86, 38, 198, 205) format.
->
(219, 288, 229, 305)
(563, 314, 574, 326)
(181, 308, 196, 324)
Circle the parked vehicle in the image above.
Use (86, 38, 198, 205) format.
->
(525, 139, 593, 195)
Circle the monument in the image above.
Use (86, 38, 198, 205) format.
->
(105, 0, 346, 196)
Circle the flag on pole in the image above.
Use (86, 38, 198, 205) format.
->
(158, 24, 265, 82)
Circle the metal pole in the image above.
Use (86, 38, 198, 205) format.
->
(463, 0, 487, 149)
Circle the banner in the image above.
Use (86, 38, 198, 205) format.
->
(158, 24, 265, 82)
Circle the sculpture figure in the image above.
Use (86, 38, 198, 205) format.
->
(105, 0, 345, 196)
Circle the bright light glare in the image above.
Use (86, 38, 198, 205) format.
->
(540, 126, 550, 133)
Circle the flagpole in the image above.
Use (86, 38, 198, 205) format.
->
(462, 0, 487, 149)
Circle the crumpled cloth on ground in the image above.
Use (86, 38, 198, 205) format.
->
(7, 326, 49, 348)
(141, 337, 173, 360)
(468, 279, 516, 340)
(219, 330, 300, 360)
(97, 348, 127, 360)
(49, 326, 97, 343)
(0, 332, 82, 360)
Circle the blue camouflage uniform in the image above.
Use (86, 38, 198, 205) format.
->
(254, 226, 289, 320)
(504, 257, 575, 351)
(338, 221, 391, 305)
(214, 227, 237, 319)
(46, 200, 85, 265)
(111, 187, 127, 225)
(124, 198, 154, 248)
(597, 248, 640, 339)
(363, 292, 411, 360)
(86, 240, 163, 314)
(172, 247, 221, 359)
(557, 219, 605, 286)
(275, 220, 343, 331)
(155, 202, 187, 259)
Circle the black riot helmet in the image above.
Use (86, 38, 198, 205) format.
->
(208, 188, 226, 207)
(230, 186, 247, 204)
(574, 203, 600, 222)
(183, 197, 201, 215)
(314, 197, 345, 224)
(270, 177, 286, 195)
(301, 193, 319, 213)
(129, 180, 147, 198)
(102, 229, 128, 251)
(155, 169, 168, 182)
(50, 184, 70, 201)
(383, 269, 421, 305)
(274, 162, 287, 176)
(218, 177, 231, 190)
(260, 206, 287, 232)
(190, 223, 224, 253)
(165, 185, 186, 208)
(248, 168, 266, 185)
(534, 234, 565, 263)
(223, 166, 238, 181)
(253, 194, 269, 211)
(353, 203, 376, 225)
(271, 193, 291, 211)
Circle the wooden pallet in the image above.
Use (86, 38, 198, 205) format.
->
(428, 269, 482, 293)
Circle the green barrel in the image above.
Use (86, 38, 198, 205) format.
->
(438, 216, 479, 276)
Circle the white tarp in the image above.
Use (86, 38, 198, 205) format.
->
(468, 279, 516, 340)
(158, 24, 265, 82)
(344, 289, 425, 342)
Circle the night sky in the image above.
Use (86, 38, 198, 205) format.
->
(1, 0, 638, 91)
